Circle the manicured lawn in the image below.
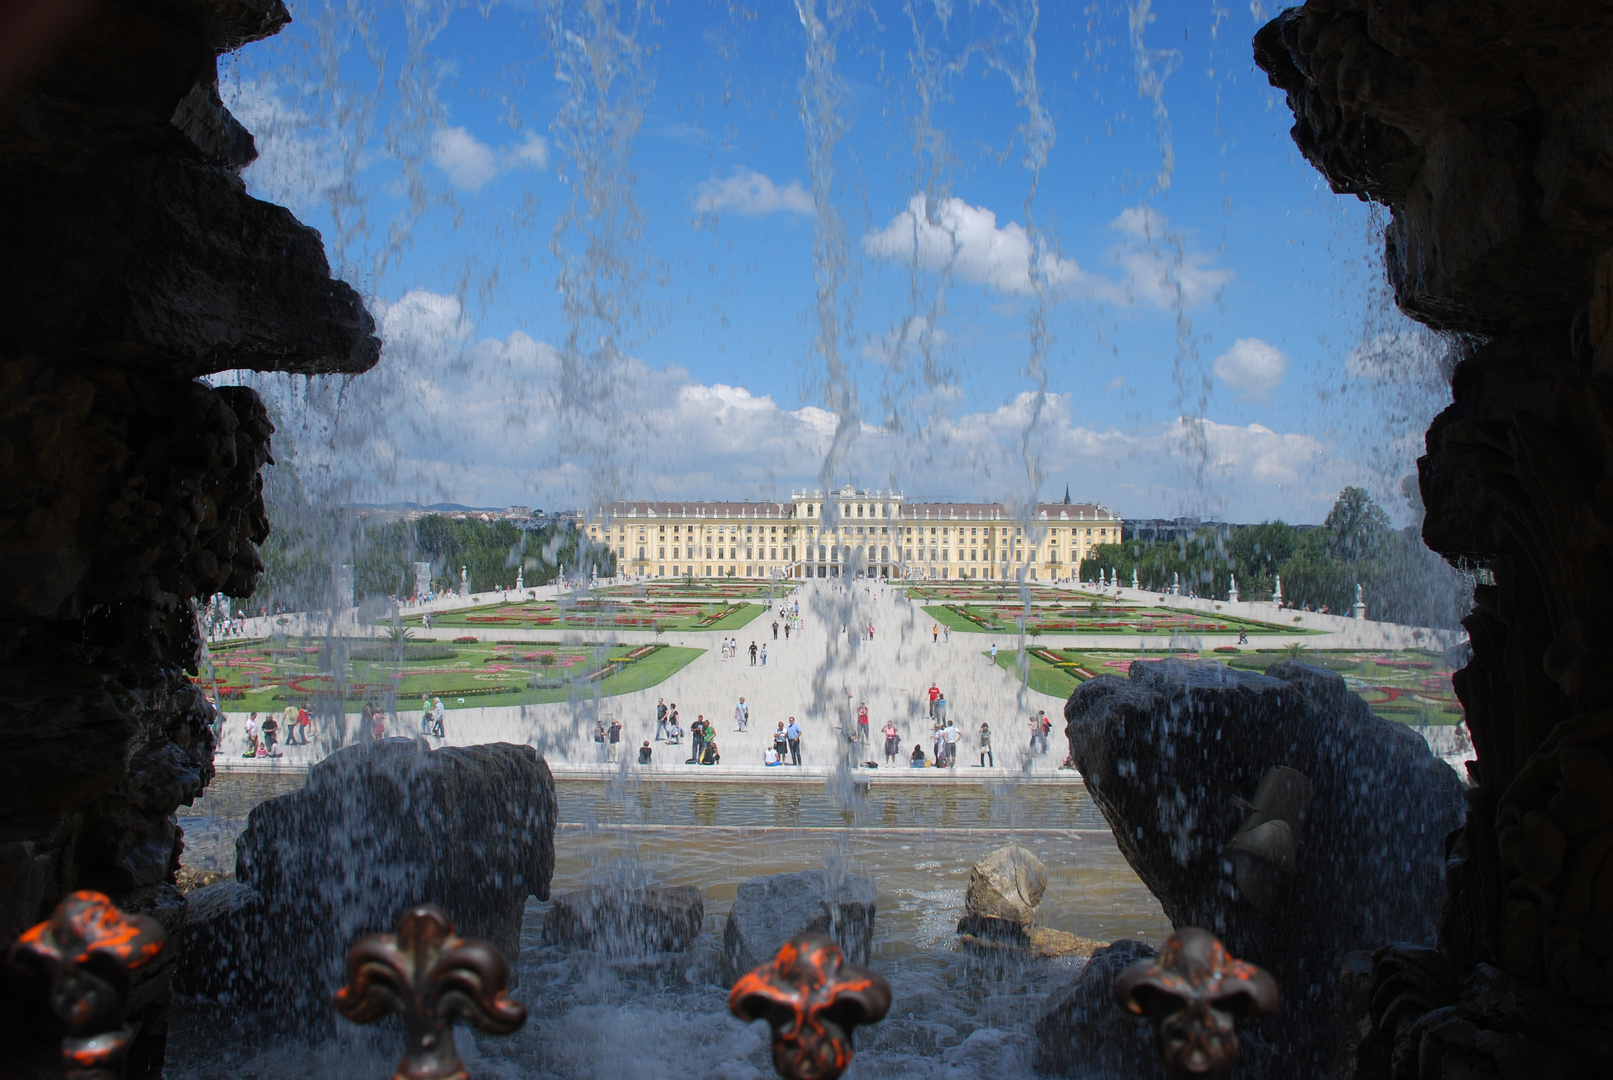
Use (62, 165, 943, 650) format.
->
(991, 648, 1083, 700)
(594, 580, 792, 601)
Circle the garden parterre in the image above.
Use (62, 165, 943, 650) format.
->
(925, 600, 1307, 636)
(401, 597, 766, 631)
(994, 646, 1462, 726)
(197, 637, 701, 710)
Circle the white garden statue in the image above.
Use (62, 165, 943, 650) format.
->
(1228, 574, 1240, 604)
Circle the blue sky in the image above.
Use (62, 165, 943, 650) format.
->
(222, 0, 1444, 524)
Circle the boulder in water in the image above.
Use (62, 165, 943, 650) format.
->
(543, 885, 704, 957)
(174, 881, 264, 1003)
(722, 870, 875, 981)
(1060, 658, 1465, 1075)
(233, 739, 556, 1024)
(1035, 939, 1163, 1078)
(962, 844, 1047, 926)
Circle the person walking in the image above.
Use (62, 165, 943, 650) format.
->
(607, 718, 622, 763)
(856, 703, 870, 744)
(295, 704, 312, 745)
(431, 697, 445, 738)
(760, 643, 768, 667)
(882, 721, 899, 765)
(1029, 712, 1043, 754)
(655, 698, 669, 741)
(1039, 710, 1053, 754)
(667, 702, 680, 743)
(927, 682, 940, 718)
(749, 640, 758, 666)
(420, 694, 432, 735)
(943, 626, 950, 643)
(932, 722, 946, 767)
(989, 641, 998, 663)
(734, 696, 749, 732)
(594, 720, 608, 762)
(932, 622, 940, 643)
(935, 691, 947, 723)
(786, 716, 802, 765)
(978, 722, 994, 767)
(772, 619, 779, 640)
(783, 623, 791, 640)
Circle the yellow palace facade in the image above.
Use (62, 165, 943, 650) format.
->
(580, 486, 1123, 581)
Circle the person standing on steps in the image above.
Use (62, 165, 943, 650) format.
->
(655, 697, 669, 741)
(773, 721, 790, 763)
(978, 721, 993, 767)
(594, 720, 608, 762)
(749, 640, 758, 665)
(690, 715, 708, 763)
(607, 717, 622, 763)
(734, 696, 749, 732)
(760, 643, 768, 667)
(856, 702, 870, 744)
(772, 619, 779, 639)
(786, 716, 802, 765)
(942, 719, 961, 767)
(882, 720, 899, 765)
(928, 682, 940, 718)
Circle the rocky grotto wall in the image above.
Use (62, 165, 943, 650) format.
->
(0, 2, 378, 1076)
(1255, 2, 1613, 1077)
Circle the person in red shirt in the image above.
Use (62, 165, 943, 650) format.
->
(856, 703, 870, 743)
(927, 683, 940, 718)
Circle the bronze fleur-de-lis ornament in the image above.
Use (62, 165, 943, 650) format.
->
(729, 933, 892, 1080)
(7, 890, 167, 1080)
(1114, 927, 1279, 1079)
(334, 906, 527, 1080)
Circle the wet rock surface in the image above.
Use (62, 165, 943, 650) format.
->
(963, 844, 1047, 927)
(1035, 939, 1162, 1079)
(233, 740, 556, 1022)
(1258, 4, 1613, 1074)
(174, 881, 263, 1003)
(1063, 658, 1465, 1074)
(0, 1, 377, 1074)
(544, 884, 705, 957)
(1254, 0, 1613, 332)
(722, 869, 876, 981)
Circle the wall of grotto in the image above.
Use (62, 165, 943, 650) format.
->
(1257, 2, 1613, 1077)
(0, 2, 378, 1076)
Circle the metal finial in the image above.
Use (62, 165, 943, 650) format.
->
(335, 906, 526, 1080)
(729, 933, 891, 1080)
(8, 890, 167, 1080)
(1114, 927, 1278, 1079)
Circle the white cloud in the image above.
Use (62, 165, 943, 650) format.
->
(1107, 206, 1234, 307)
(430, 126, 548, 192)
(693, 169, 815, 216)
(249, 291, 1361, 524)
(863, 196, 1231, 308)
(1213, 338, 1288, 400)
(863, 195, 1092, 295)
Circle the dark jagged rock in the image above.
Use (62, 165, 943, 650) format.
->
(544, 885, 704, 957)
(1062, 658, 1464, 1075)
(721, 870, 876, 982)
(0, 0, 378, 376)
(1258, 3, 1613, 1074)
(1035, 939, 1163, 1078)
(232, 740, 555, 1022)
(0, 2, 379, 1074)
(1254, 1, 1613, 332)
